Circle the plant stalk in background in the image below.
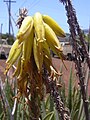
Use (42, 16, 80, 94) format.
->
(43, 68, 70, 120)
(59, 0, 90, 120)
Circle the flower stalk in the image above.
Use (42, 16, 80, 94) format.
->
(59, 0, 90, 119)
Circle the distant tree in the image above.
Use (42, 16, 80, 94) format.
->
(85, 33, 90, 43)
(1, 33, 15, 45)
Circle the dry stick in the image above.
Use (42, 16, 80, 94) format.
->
(59, 0, 90, 119)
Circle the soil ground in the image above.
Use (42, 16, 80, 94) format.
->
(0, 58, 90, 95)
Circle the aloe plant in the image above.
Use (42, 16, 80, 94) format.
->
(0, 63, 90, 120)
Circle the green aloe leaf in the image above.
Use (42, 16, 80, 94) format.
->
(67, 63, 73, 112)
(43, 111, 54, 120)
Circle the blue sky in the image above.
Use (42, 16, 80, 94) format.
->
(0, 0, 90, 36)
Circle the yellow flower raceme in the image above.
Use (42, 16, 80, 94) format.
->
(43, 15, 66, 37)
(33, 12, 46, 42)
(5, 12, 66, 97)
(33, 37, 43, 72)
(17, 16, 33, 44)
(33, 12, 46, 72)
